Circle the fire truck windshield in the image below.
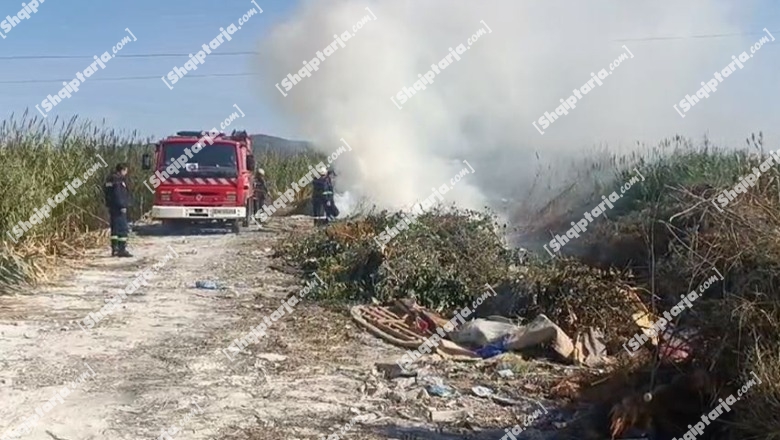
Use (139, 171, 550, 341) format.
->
(161, 143, 238, 178)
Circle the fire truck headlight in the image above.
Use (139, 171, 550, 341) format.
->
(160, 192, 171, 202)
(226, 193, 237, 202)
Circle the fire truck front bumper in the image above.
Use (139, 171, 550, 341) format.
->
(151, 205, 246, 220)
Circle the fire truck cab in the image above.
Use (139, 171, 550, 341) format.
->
(141, 130, 256, 233)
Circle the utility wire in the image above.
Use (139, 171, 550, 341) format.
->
(0, 72, 252, 85)
(615, 30, 778, 42)
(0, 30, 776, 61)
(0, 30, 775, 85)
(0, 51, 257, 60)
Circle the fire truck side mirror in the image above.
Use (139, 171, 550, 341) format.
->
(247, 155, 255, 172)
(141, 153, 152, 170)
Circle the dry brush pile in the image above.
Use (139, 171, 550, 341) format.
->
(277, 134, 780, 439)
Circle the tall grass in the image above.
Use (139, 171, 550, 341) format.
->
(519, 135, 760, 231)
(0, 111, 152, 292)
(518, 133, 780, 438)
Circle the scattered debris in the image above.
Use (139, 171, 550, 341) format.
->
(256, 353, 287, 362)
(351, 303, 478, 358)
(194, 280, 221, 290)
(429, 409, 468, 423)
(425, 384, 455, 398)
(450, 319, 519, 347)
(497, 369, 514, 378)
(375, 362, 417, 379)
(490, 395, 525, 407)
(471, 385, 494, 398)
(355, 297, 613, 368)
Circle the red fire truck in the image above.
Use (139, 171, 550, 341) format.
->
(141, 130, 256, 233)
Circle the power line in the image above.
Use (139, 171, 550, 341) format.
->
(0, 51, 257, 60)
(0, 30, 774, 85)
(0, 72, 253, 85)
(0, 30, 776, 61)
(615, 30, 778, 42)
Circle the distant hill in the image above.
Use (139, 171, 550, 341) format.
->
(250, 134, 312, 155)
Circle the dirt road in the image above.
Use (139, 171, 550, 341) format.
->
(0, 218, 543, 440)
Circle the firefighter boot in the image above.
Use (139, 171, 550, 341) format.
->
(116, 240, 133, 258)
(111, 239, 118, 257)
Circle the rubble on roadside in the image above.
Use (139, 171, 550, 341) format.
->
(273, 209, 734, 439)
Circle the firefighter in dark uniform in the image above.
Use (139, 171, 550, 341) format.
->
(104, 163, 133, 257)
(311, 165, 328, 226)
(323, 169, 339, 221)
(311, 165, 338, 226)
(254, 168, 268, 210)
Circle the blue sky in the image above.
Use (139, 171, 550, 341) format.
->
(0, 0, 301, 141)
(1, 0, 778, 145)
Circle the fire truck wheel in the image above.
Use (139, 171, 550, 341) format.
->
(231, 220, 241, 234)
(161, 219, 184, 233)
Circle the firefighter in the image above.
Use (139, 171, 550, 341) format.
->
(323, 169, 339, 221)
(311, 165, 329, 226)
(253, 168, 268, 210)
(104, 163, 132, 257)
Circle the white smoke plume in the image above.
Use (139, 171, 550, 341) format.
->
(255, 0, 770, 214)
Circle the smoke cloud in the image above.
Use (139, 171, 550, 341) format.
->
(255, 0, 768, 214)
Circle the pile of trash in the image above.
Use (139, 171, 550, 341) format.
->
(351, 298, 613, 368)
(275, 207, 759, 438)
(276, 208, 664, 350)
(349, 295, 730, 439)
(275, 208, 696, 371)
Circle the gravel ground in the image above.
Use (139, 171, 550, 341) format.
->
(0, 217, 575, 440)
